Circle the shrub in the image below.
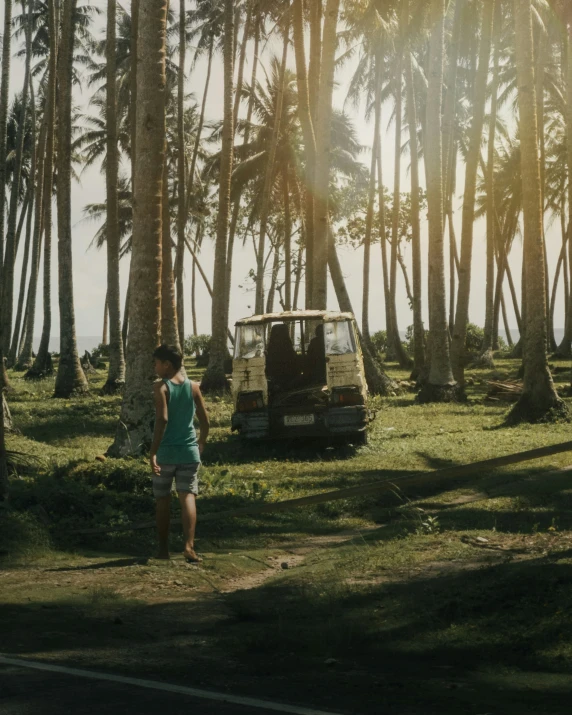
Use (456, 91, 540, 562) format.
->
(370, 331, 388, 357)
(184, 334, 211, 357)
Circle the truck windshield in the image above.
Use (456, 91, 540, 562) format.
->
(234, 325, 265, 359)
(324, 321, 355, 355)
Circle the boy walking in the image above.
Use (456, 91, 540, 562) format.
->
(150, 344, 209, 562)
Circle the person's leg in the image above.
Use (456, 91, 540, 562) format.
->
(155, 496, 171, 559)
(153, 464, 175, 559)
(177, 491, 201, 562)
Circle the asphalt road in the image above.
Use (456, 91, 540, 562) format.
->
(0, 664, 331, 715)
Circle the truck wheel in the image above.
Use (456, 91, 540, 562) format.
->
(352, 431, 368, 446)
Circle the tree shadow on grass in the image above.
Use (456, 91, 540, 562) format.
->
(2, 550, 572, 714)
(17, 412, 116, 444)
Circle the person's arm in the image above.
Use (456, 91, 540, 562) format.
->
(150, 381, 168, 474)
(192, 382, 210, 455)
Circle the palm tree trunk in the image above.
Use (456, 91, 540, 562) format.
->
(535, 33, 552, 351)
(405, 32, 425, 377)
(0, 393, 9, 500)
(224, 8, 255, 333)
(54, 0, 89, 398)
(448, 207, 458, 332)
(191, 222, 202, 336)
(121, 281, 130, 355)
(376, 122, 392, 346)
(8, 184, 34, 367)
(327, 225, 395, 396)
(130, 0, 139, 179)
(161, 155, 180, 347)
(450, 0, 494, 385)
(293, 245, 303, 311)
(509, 0, 566, 422)
(292, 0, 317, 307)
(201, 0, 234, 392)
(103, 0, 126, 393)
(556, 34, 572, 357)
(441, 0, 464, 210)
(417, 0, 458, 403)
(185, 37, 213, 219)
(102, 291, 109, 345)
(0, 0, 13, 275)
(386, 0, 412, 369)
(283, 168, 292, 311)
(175, 0, 186, 347)
(308, 0, 321, 122)
(1, 0, 34, 355)
(265, 242, 280, 314)
(312, 0, 340, 310)
(17, 93, 46, 371)
(480, 6, 500, 364)
(27, 0, 58, 380)
(361, 95, 378, 341)
(254, 22, 289, 315)
(108, 0, 168, 454)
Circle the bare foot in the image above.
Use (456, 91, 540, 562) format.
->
(184, 548, 202, 563)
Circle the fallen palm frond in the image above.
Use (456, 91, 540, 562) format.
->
(485, 380, 523, 402)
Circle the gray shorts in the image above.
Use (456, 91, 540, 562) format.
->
(153, 463, 200, 498)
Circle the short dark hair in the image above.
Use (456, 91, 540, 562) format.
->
(153, 343, 183, 371)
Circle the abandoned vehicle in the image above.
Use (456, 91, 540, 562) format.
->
(230, 310, 370, 443)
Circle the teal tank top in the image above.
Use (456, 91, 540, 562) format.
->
(156, 378, 201, 464)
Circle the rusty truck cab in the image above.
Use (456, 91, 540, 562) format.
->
(231, 310, 369, 443)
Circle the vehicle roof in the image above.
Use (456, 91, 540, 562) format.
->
(235, 310, 355, 326)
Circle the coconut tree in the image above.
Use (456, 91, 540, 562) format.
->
(175, 0, 186, 346)
(508, 0, 567, 422)
(0, 0, 13, 274)
(54, 0, 89, 397)
(102, 0, 126, 394)
(254, 21, 289, 315)
(108, 0, 168, 454)
(417, 0, 458, 403)
(449, 0, 495, 386)
(312, 0, 341, 310)
(201, 0, 234, 393)
(1, 0, 35, 357)
(26, 0, 58, 380)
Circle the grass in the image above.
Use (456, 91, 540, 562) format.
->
(2, 355, 572, 713)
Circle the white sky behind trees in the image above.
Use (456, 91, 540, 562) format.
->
(3, 0, 562, 349)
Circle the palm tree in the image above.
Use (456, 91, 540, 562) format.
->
(175, 0, 186, 347)
(26, 0, 58, 380)
(254, 23, 289, 315)
(161, 145, 180, 347)
(201, 0, 234, 393)
(0, 0, 13, 275)
(404, 3, 424, 377)
(16, 97, 47, 371)
(450, 0, 495, 386)
(108, 0, 168, 454)
(102, 0, 126, 394)
(1, 0, 34, 357)
(54, 0, 89, 397)
(312, 0, 341, 310)
(0, 0, 14, 389)
(508, 0, 567, 422)
(417, 0, 458, 403)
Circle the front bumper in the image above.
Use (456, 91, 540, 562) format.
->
(231, 405, 368, 439)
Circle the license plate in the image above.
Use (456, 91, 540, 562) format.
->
(284, 414, 315, 426)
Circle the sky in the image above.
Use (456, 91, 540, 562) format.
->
(3, 0, 565, 352)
